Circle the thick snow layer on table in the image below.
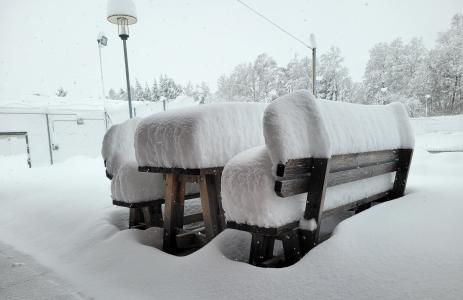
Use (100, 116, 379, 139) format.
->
(111, 162, 165, 203)
(0, 149, 462, 299)
(135, 103, 267, 169)
(412, 114, 463, 134)
(221, 146, 394, 227)
(111, 162, 199, 203)
(102, 117, 141, 176)
(264, 90, 414, 163)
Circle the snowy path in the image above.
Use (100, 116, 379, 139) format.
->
(0, 241, 88, 299)
(1, 149, 463, 299)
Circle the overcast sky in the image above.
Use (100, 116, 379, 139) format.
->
(0, 0, 461, 99)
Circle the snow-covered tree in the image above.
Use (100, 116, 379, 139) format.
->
(134, 79, 144, 101)
(142, 83, 152, 102)
(427, 13, 463, 114)
(318, 47, 353, 101)
(152, 79, 160, 102)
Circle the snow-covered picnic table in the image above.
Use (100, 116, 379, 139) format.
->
(135, 102, 267, 252)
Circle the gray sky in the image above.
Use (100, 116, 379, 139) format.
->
(0, 0, 461, 99)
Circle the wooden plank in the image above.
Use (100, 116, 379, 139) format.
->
(280, 229, 301, 265)
(389, 149, 413, 199)
(139, 166, 223, 176)
(275, 161, 397, 197)
(162, 173, 184, 253)
(113, 193, 198, 208)
(113, 199, 164, 208)
(226, 221, 299, 236)
(249, 234, 275, 266)
(275, 176, 310, 197)
(176, 228, 207, 249)
(300, 158, 330, 254)
(129, 207, 143, 229)
(327, 161, 398, 187)
(183, 212, 203, 225)
(276, 149, 399, 178)
(199, 174, 224, 241)
(330, 150, 399, 173)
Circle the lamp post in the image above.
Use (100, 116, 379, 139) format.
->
(309, 34, 317, 97)
(97, 32, 109, 130)
(425, 94, 431, 117)
(107, 0, 137, 119)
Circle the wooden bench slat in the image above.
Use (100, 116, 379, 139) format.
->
(139, 166, 223, 176)
(327, 161, 398, 187)
(275, 160, 397, 197)
(276, 149, 399, 178)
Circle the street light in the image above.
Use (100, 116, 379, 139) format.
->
(107, 0, 137, 119)
(97, 32, 109, 130)
(309, 34, 317, 97)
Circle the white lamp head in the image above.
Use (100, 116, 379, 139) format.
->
(310, 33, 317, 49)
(107, 0, 137, 25)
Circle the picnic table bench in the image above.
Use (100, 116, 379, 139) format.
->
(102, 118, 200, 229)
(222, 90, 415, 267)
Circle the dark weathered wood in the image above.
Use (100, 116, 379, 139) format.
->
(330, 150, 399, 173)
(142, 204, 163, 227)
(249, 234, 275, 266)
(129, 207, 143, 229)
(163, 173, 185, 253)
(276, 158, 313, 177)
(275, 176, 311, 197)
(226, 221, 299, 236)
(139, 166, 223, 176)
(276, 149, 399, 178)
(113, 199, 164, 208)
(183, 212, 203, 225)
(280, 229, 301, 265)
(300, 158, 330, 253)
(199, 174, 224, 240)
(275, 160, 397, 197)
(389, 149, 413, 199)
(176, 228, 207, 249)
(327, 161, 397, 187)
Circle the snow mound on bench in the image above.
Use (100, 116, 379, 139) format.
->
(135, 103, 267, 169)
(102, 117, 142, 176)
(111, 162, 165, 203)
(264, 90, 414, 163)
(221, 146, 394, 227)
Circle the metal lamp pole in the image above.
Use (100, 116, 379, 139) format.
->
(107, 0, 137, 119)
(119, 27, 133, 119)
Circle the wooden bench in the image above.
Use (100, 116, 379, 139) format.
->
(138, 166, 225, 253)
(227, 148, 413, 266)
(222, 90, 415, 267)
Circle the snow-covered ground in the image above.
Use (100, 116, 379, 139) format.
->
(1, 146, 462, 299)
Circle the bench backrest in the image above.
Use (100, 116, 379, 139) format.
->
(263, 90, 414, 233)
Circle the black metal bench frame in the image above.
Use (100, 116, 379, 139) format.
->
(227, 148, 413, 267)
(139, 166, 225, 253)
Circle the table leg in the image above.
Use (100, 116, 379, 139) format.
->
(163, 174, 185, 253)
(199, 174, 225, 241)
